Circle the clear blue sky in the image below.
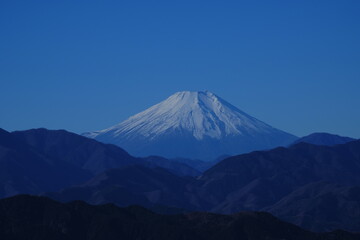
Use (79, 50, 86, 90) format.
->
(1, 0, 359, 138)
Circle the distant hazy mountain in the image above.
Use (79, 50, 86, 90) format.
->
(170, 157, 222, 172)
(292, 132, 355, 146)
(1, 195, 358, 240)
(84, 91, 297, 160)
(141, 156, 201, 176)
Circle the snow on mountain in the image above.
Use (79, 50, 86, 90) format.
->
(92, 91, 273, 140)
(84, 91, 297, 160)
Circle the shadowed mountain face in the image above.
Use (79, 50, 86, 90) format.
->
(12, 128, 200, 177)
(266, 181, 360, 232)
(3, 127, 360, 232)
(0, 195, 359, 240)
(48, 140, 360, 232)
(292, 132, 356, 146)
(84, 91, 297, 160)
(11, 128, 139, 174)
(47, 166, 195, 210)
(0, 128, 200, 198)
(0, 129, 91, 197)
(141, 156, 201, 177)
(195, 140, 360, 213)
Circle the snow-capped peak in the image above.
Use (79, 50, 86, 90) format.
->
(88, 91, 275, 141)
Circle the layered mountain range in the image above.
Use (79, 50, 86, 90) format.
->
(84, 91, 297, 159)
(0, 128, 200, 197)
(1, 91, 359, 235)
(1, 127, 359, 232)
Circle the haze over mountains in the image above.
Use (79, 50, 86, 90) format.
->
(292, 132, 355, 146)
(45, 136, 360, 232)
(1, 91, 359, 236)
(84, 91, 297, 160)
(2, 126, 359, 232)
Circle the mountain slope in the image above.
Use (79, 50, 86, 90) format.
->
(84, 91, 297, 160)
(0, 128, 91, 197)
(292, 132, 355, 146)
(47, 165, 195, 210)
(49, 140, 360, 231)
(141, 156, 201, 176)
(4, 128, 360, 232)
(11, 128, 137, 174)
(0, 195, 358, 240)
(11, 128, 199, 177)
(266, 181, 360, 232)
(196, 140, 360, 213)
(0, 128, 201, 198)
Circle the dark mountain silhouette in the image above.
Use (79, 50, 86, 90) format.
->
(266, 181, 360, 232)
(11, 128, 137, 174)
(3, 127, 360, 232)
(49, 140, 360, 231)
(0, 128, 200, 198)
(0, 195, 358, 240)
(12, 128, 199, 177)
(47, 165, 195, 210)
(171, 155, 226, 172)
(141, 156, 201, 176)
(196, 140, 360, 213)
(292, 132, 355, 146)
(0, 128, 91, 197)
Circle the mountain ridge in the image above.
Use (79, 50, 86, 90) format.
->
(292, 132, 356, 146)
(0, 128, 203, 198)
(48, 139, 360, 231)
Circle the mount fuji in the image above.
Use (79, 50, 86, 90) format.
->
(84, 91, 297, 160)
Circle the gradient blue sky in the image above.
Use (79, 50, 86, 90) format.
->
(1, 0, 359, 138)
